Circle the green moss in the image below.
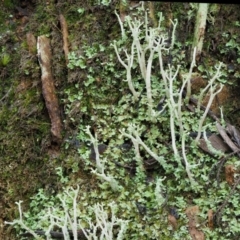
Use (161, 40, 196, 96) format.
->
(2, 0, 17, 9)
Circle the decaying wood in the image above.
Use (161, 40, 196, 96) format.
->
(37, 35, 62, 143)
(59, 14, 69, 64)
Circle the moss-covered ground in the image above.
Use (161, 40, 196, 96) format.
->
(1, 1, 240, 239)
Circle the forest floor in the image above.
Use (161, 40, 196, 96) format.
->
(1, 1, 240, 239)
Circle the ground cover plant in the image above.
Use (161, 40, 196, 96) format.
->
(2, 1, 240, 240)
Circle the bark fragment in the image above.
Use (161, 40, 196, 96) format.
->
(37, 35, 62, 143)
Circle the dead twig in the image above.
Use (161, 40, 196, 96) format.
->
(59, 14, 69, 65)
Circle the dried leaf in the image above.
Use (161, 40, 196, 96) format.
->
(185, 206, 205, 240)
(186, 206, 199, 228)
(208, 209, 214, 229)
(26, 32, 37, 54)
(225, 164, 235, 185)
(168, 214, 177, 230)
(199, 133, 231, 156)
(216, 122, 240, 157)
(226, 123, 240, 147)
(189, 228, 205, 240)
